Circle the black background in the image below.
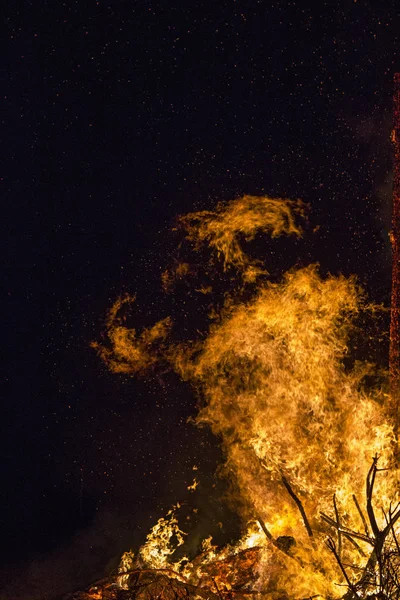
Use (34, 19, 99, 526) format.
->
(3, 1, 399, 598)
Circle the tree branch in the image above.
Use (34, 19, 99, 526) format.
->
(281, 474, 313, 538)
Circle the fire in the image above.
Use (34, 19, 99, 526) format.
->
(93, 196, 400, 598)
(187, 477, 199, 491)
(138, 505, 188, 571)
(175, 195, 305, 282)
(91, 294, 172, 374)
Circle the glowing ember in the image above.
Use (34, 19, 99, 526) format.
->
(390, 73, 400, 432)
(92, 196, 400, 598)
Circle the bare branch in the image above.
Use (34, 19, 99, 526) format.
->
(352, 494, 370, 538)
(281, 474, 313, 538)
(326, 537, 360, 597)
(333, 494, 342, 560)
(320, 512, 371, 546)
(256, 515, 274, 543)
(390, 517, 400, 556)
(256, 515, 301, 563)
(366, 455, 380, 539)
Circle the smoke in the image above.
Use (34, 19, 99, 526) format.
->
(0, 509, 144, 600)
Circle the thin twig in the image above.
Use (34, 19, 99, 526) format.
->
(326, 537, 360, 597)
(366, 456, 380, 539)
(281, 474, 313, 538)
(390, 517, 400, 555)
(352, 494, 370, 538)
(333, 494, 342, 560)
(320, 513, 371, 547)
(340, 534, 366, 557)
(256, 515, 274, 542)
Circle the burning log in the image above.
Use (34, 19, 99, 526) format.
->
(257, 515, 297, 561)
(63, 457, 400, 600)
(192, 546, 261, 595)
(62, 572, 220, 600)
(62, 550, 261, 600)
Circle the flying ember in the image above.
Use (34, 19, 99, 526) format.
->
(90, 196, 400, 599)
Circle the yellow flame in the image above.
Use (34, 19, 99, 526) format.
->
(117, 549, 135, 589)
(139, 506, 187, 570)
(177, 195, 306, 281)
(96, 196, 399, 597)
(91, 294, 172, 374)
(187, 477, 199, 491)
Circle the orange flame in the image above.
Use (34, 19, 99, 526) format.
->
(94, 196, 399, 597)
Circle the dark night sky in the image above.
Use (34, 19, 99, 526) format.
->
(3, 1, 399, 598)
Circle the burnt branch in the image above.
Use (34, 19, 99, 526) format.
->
(326, 537, 360, 598)
(256, 515, 274, 543)
(333, 494, 342, 560)
(319, 513, 367, 556)
(352, 494, 370, 539)
(281, 474, 313, 538)
(366, 455, 380, 539)
(256, 515, 301, 564)
(325, 457, 400, 598)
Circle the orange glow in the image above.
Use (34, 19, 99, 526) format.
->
(94, 196, 399, 597)
(177, 195, 306, 282)
(390, 73, 400, 429)
(91, 294, 172, 374)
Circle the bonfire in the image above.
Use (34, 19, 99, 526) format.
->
(64, 73, 400, 600)
(76, 194, 400, 600)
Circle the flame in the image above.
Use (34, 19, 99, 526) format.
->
(138, 505, 188, 571)
(176, 195, 305, 282)
(91, 294, 172, 374)
(117, 549, 135, 589)
(94, 195, 399, 597)
(187, 477, 199, 491)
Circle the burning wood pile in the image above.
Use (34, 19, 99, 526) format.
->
(63, 548, 260, 600)
(64, 457, 400, 599)
(87, 193, 400, 599)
